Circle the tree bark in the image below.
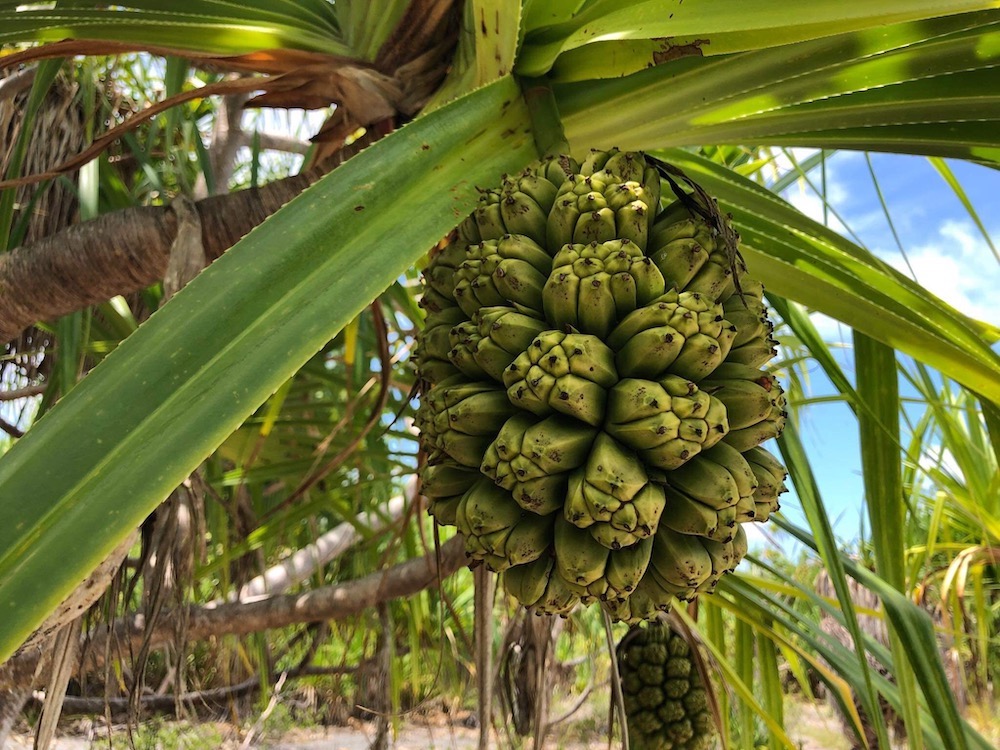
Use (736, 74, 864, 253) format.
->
(0, 168, 321, 343)
(0, 535, 467, 691)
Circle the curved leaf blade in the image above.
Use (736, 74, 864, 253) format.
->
(0, 7, 348, 55)
(556, 13, 1000, 164)
(0, 76, 536, 661)
(518, 1, 1000, 76)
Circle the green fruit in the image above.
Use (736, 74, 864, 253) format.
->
(726, 333, 779, 368)
(481, 413, 597, 515)
(563, 433, 666, 549)
(456, 480, 553, 571)
(548, 150, 660, 253)
(554, 516, 654, 602)
(647, 526, 745, 601)
(419, 286, 459, 315)
(422, 462, 481, 500)
(543, 240, 666, 338)
(420, 307, 468, 363)
(448, 320, 488, 379)
(423, 381, 516, 467)
(608, 290, 736, 382)
(605, 377, 729, 470)
(423, 217, 480, 298)
(472, 306, 549, 381)
(702, 370, 787, 452)
(504, 330, 618, 426)
(602, 573, 675, 623)
(474, 166, 564, 245)
(658, 485, 740, 543)
(453, 234, 550, 318)
(618, 623, 716, 750)
(723, 279, 772, 348)
(414, 150, 786, 623)
(649, 197, 739, 303)
(744, 445, 788, 521)
(504, 552, 581, 615)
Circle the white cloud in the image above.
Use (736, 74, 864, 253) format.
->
(805, 311, 852, 346)
(741, 520, 768, 550)
(784, 177, 850, 235)
(880, 220, 1000, 327)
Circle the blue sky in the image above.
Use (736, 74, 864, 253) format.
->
(751, 150, 1000, 549)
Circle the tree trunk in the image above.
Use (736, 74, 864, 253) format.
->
(0, 169, 320, 343)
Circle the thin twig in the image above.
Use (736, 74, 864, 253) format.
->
(240, 671, 287, 749)
(0, 383, 46, 400)
(603, 610, 629, 750)
(0, 416, 24, 438)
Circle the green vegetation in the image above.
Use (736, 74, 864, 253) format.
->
(0, 3, 997, 749)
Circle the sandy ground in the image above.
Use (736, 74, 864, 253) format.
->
(2, 699, 852, 749)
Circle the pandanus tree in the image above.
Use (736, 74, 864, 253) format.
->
(1, 2, 999, 748)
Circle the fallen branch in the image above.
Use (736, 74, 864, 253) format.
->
(1, 534, 467, 690)
(34, 665, 356, 716)
(231, 481, 413, 601)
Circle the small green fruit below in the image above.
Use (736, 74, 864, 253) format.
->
(618, 623, 715, 750)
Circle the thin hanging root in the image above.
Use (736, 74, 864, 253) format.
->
(604, 609, 630, 750)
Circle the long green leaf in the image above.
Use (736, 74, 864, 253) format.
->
(0, 58, 63, 252)
(702, 600, 732, 748)
(776, 422, 892, 749)
(675, 608, 796, 750)
(423, 0, 522, 109)
(555, 13, 1000, 164)
(714, 576, 873, 747)
(38, 0, 342, 32)
(854, 333, 925, 749)
(734, 617, 756, 749)
(722, 570, 964, 750)
(0, 6, 348, 55)
(758, 625, 783, 750)
(0, 75, 536, 661)
(926, 157, 1000, 264)
(517, 1, 1000, 76)
(854, 334, 905, 590)
(341, 0, 407, 60)
(767, 295, 856, 408)
(648, 150, 1000, 403)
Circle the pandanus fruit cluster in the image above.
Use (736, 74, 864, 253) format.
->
(618, 623, 715, 750)
(413, 149, 787, 623)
